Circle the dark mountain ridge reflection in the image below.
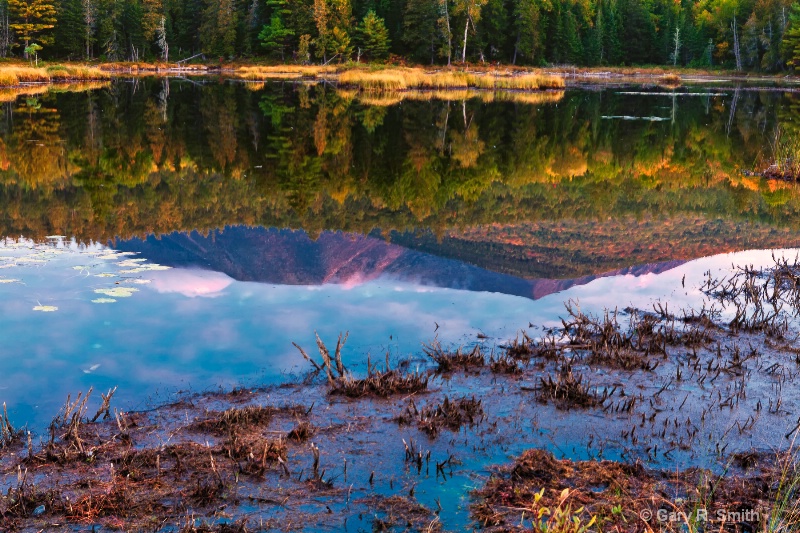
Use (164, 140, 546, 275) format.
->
(117, 227, 685, 300)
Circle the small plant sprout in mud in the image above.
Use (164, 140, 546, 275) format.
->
(528, 488, 596, 533)
(293, 332, 428, 397)
(1, 402, 20, 447)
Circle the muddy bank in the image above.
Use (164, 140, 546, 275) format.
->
(3, 257, 800, 531)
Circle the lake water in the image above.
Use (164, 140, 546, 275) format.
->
(1, 78, 800, 429)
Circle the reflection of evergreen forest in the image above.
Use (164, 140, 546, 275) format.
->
(2, 79, 800, 276)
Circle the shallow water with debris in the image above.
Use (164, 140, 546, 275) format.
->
(2, 78, 800, 530)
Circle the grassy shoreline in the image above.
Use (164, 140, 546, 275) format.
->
(0, 61, 795, 91)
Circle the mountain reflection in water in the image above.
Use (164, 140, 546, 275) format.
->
(118, 226, 687, 300)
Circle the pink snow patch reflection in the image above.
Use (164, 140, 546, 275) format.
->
(149, 269, 233, 298)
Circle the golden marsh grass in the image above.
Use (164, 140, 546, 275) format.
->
(0, 65, 109, 86)
(336, 68, 565, 92)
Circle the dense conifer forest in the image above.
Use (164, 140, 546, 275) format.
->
(4, 0, 800, 71)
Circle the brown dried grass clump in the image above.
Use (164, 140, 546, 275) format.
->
(489, 353, 522, 374)
(471, 448, 781, 532)
(535, 369, 609, 409)
(293, 332, 428, 397)
(1, 402, 19, 448)
(359, 495, 439, 532)
(286, 421, 315, 442)
(422, 338, 485, 372)
(333, 367, 429, 398)
(190, 405, 284, 435)
(397, 396, 484, 438)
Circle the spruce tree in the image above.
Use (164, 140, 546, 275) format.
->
(260, 12, 294, 59)
(782, 2, 800, 72)
(356, 10, 389, 59)
(402, 0, 439, 62)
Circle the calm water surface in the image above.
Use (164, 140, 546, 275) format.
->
(1, 79, 800, 428)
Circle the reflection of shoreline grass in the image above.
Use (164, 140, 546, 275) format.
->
(0, 81, 111, 102)
(338, 87, 565, 105)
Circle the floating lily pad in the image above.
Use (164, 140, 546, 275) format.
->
(94, 273, 116, 278)
(0, 278, 19, 283)
(33, 305, 58, 312)
(91, 298, 117, 303)
(140, 264, 170, 271)
(126, 279, 151, 284)
(94, 287, 139, 298)
(119, 268, 146, 274)
(117, 259, 148, 267)
(96, 252, 137, 260)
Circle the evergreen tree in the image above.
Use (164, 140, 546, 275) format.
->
(313, 0, 330, 60)
(512, 0, 549, 64)
(782, 1, 800, 71)
(403, 0, 439, 62)
(475, 0, 510, 61)
(260, 12, 294, 59)
(200, 0, 237, 57)
(8, 0, 56, 52)
(356, 10, 389, 59)
(53, 0, 83, 57)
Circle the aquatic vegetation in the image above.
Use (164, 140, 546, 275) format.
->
(421, 338, 485, 372)
(190, 405, 301, 436)
(0, 403, 19, 448)
(0, 278, 19, 283)
(94, 287, 139, 298)
(535, 368, 609, 409)
(397, 396, 484, 438)
(32, 305, 57, 312)
(294, 332, 429, 397)
(91, 298, 117, 303)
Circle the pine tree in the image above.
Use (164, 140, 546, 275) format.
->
(512, 0, 550, 64)
(83, 0, 94, 58)
(403, 0, 439, 63)
(53, 0, 83, 57)
(259, 12, 294, 59)
(313, 0, 330, 60)
(356, 10, 389, 59)
(782, 2, 800, 71)
(200, 0, 237, 57)
(8, 0, 56, 52)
